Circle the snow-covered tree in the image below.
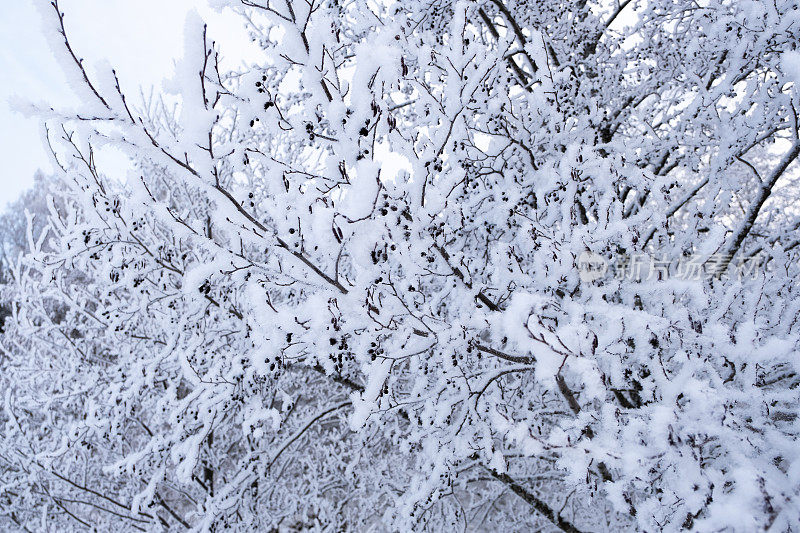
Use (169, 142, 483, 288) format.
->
(2, 0, 800, 530)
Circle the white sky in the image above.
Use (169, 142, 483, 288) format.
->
(0, 1, 638, 210)
(0, 0, 248, 208)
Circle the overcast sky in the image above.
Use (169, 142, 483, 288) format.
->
(0, 1, 637, 210)
(0, 0, 248, 208)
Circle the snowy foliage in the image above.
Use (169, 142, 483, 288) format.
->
(2, 0, 800, 530)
